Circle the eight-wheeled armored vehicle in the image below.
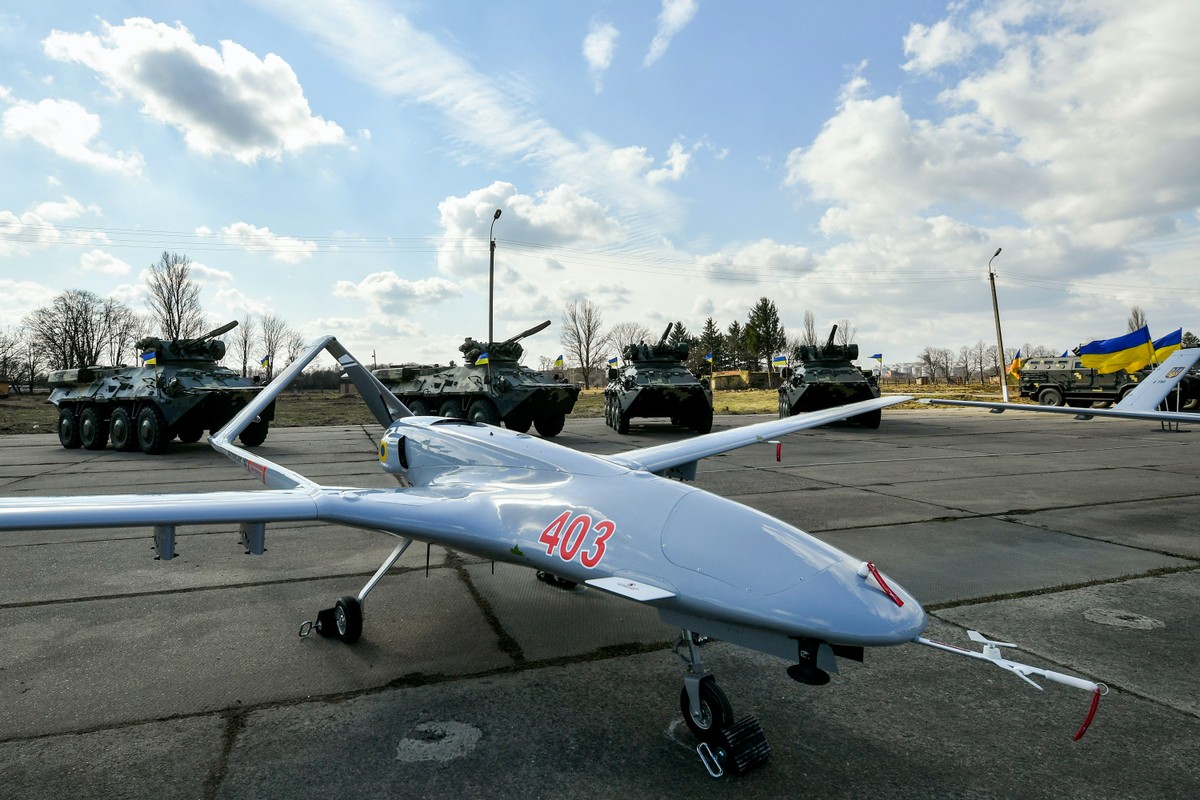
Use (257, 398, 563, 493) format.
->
(374, 320, 579, 437)
(778, 324, 882, 428)
(48, 320, 273, 454)
(604, 322, 713, 435)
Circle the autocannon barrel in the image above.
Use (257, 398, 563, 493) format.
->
(823, 324, 839, 352)
(657, 322, 674, 348)
(502, 319, 551, 345)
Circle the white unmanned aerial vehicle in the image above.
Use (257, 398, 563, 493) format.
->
(0, 336, 1105, 777)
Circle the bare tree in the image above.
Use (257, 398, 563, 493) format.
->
(560, 299, 608, 389)
(970, 340, 987, 383)
(259, 314, 289, 380)
(956, 345, 974, 383)
(0, 327, 20, 384)
(801, 309, 819, 347)
(145, 251, 205, 339)
(101, 302, 146, 367)
(833, 319, 856, 347)
(1127, 306, 1148, 332)
(286, 330, 307, 364)
(608, 321, 653, 351)
(22, 289, 118, 369)
(233, 314, 258, 377)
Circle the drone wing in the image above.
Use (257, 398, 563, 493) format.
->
(606, 395, 911, 479)
(925, 349, 1200, 423)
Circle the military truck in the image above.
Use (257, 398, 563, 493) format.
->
(48, 321, 272, 454)
(1018, 355, 1200, 409)
(777, 324, 882, 427)
(604, 322, 713, 435)
(375, 320, 579, 437)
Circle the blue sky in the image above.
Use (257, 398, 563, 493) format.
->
(2, 0, 1198, 370)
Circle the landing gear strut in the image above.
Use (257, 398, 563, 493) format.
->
(674, 630, 772, 778)
(300, 537, 413, 643)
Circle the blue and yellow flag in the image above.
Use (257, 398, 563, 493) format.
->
(1007, 349, 1022, 375)
(771, 354, 787, 368)
(870, 353, 882, 361)
(553, 354, 564, 369)
(607, 355, 618, 367)
(704, 352, 713, 363)
(1153, 328, 1182, 362)
(140, 351, 157, 366)
(476, 351, 490, 366)
(260, 354, 270, 369)
(1078, 326, 1154, 374)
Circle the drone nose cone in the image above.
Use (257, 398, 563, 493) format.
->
(794, 560, 927, 646)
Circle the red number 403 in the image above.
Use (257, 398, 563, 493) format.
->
(538, 511, 615, 568)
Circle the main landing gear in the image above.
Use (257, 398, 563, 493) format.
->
(675, 630, 772, 778)
(299, 537, 413, 643)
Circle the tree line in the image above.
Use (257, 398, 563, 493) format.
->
(0, 252, 305, 392)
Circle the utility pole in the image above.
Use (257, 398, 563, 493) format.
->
(987, 247, 1009, 402)
(487, 208, 502, 383)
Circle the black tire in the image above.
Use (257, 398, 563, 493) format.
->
(534, 411, 566, 437)
(334, 595, 363, 644)
(617, 413, 630, 435)
(505, 415, 532, 433)
(176, 423, 205, 443)
(680, 678, 734, 744)
(79, 406, 110, 450)
(110, 407, 138, 452)
(57, 408, 82, 449)
(439, 400, 463, 419)
(1117, 385, 1136, 404)
(468, 399, 501, 426)
(239, 419, 269, 447)
(1065, 399, 1091, 408)
(855, 408, 882, 429)
(136, 405, 170, 454)
(1038, 386, 1065, 407)
(778, 394, 791, 419)
(691, 407, 714, 434)
(407, 399, 430, 416)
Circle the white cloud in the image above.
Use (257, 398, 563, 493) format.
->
(644, 0, 698, 67)
(208, 222, 318, 262)
(43, 17, 346, 163)
(80, 249, 131, 275)
(0, 278, 57, 316)
(333, 272, 462, 316)
(902, 19, 976, 74)
(0, 196, 103, 257)
(646, 139, 692, 185)
(583, 20, 619, 93)
(1, 94, 143, 174)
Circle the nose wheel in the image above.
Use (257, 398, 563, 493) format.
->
(300, 538, 413, 644)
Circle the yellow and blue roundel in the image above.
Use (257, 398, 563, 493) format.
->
(379, 440, 387, 463)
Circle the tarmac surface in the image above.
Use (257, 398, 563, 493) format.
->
(0, 407, 1197, 799)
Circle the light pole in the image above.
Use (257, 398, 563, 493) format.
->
(987, 247, 1009, 401)
(487, 208, 501, 383)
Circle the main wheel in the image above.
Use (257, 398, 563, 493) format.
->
(79, 406, 110, 450)
(617, 413, 630, 435)
(439, 400, 463, 419)
(334, 595, 363, 643)
(468, 399, 501, 426)
(778, 394, 791, 418)
(680, 678, 734, 743)
(57, 408, 82, 449)
(110, 407, 139, 452)
(505, 415, 532, 433)
(691, 407, 714, 434)
(1038, 386, 1065, 406)
(534, 411, 566, 437)
(407, 398, 430, 416)
(239, 419, 269, 447)
(176, 423, 205, 443)
(855, 408, 882, 429)
(136, 405, 170, 454)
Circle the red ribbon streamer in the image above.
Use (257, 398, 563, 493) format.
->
(1073, 687, 1102, 740)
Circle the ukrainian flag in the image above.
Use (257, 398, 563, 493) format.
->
(704, 352, 713, 363)
(260, 355, 270, 369)
(772, 354, 787, 368)
(141, 351, 157, 366)
(1007, 349, 1022, 375)
(1078, 326, 1154, 374)
(607, 356, 618, 367)
(870, 353, 882, 361)
(1153, 328, 1183, 362)
(553, 354, 564, 369)
(476, 352, 490, 366)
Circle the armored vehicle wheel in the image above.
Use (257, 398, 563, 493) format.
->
(439, 400, 463, 419)
(407, 399, 430, 416)
(334, 595, 363, 644)
(617, 413, 630, 435)
(1038, 386, 1065, 406)
(856, 408, 882, 429)
(468, 399, 501, 426)
(57, 408, 82, 449)
(680, 678, 734, 744)
(778, 394, 791, 419)
(691, 408, 714, 434)
(1065, 399, 1091, 408)
(176, 423, 205, 443)
(505, 415, 532, 433)
(534, 411, 566, 437)
(240, 419, 269, 447)
(110, 407, 139, 452)
(79, 406, 110, 450)
(136, 405, 170, 454)
(670, 415, 682, 427)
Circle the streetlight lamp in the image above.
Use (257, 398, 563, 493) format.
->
(987, 247, 1009, 402)
(487, 208, 502, 382)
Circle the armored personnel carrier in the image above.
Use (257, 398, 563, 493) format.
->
(1018, 355, 1200, 409)
(375, 320, 579, 437)
(48, 320, 272, 454)
(604, 322, 713, 435)
(778, 324, 881, 428)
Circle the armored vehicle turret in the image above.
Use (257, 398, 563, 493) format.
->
(777, 324, 881, 428)
(375, 320, 579, 437)
(48, 320, 273, 454)
(604, 322, 713, 435)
